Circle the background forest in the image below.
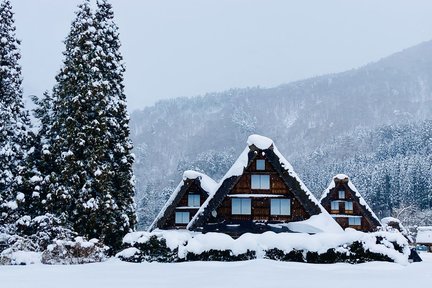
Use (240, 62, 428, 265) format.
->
(131, 40, 432, 230)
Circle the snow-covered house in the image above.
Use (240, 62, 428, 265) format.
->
(416, 227, 432, 252)
(148, 171, 217, 231)
(186, 135, 341, 236)
(320, 174, 381, 232)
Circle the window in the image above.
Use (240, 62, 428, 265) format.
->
(349, 217, 361, 226)
(331, 201, 339, 211)
(338, 190, 345, 199)
(175, 211, 190, 224)
(256, 160, 265, 170)
(232, 198, 251, 215)
(271, 199, 291, 215)
(251, 175, 270, 189)
(345, 201, 353, 211)
(188, 194, 200, 207)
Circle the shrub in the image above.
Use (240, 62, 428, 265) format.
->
(41, 237, 108, 265)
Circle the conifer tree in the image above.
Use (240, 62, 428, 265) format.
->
(28, 91, 55, 216)
(0, 0, 31, 229)
(94, 0, 136, 250)
(48, 0, 136, 251)
(48, 0, 108, 237)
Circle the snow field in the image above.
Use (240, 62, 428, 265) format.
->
(1, 253, 431, 288)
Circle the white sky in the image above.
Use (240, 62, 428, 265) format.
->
(12, 0, 432, 111)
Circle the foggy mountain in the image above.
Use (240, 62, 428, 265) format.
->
(130, 40, 432, 228)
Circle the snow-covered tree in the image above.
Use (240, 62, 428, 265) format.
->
(27, 91, 55, 216)
(48, 0, 109, 241)
(47, 0, 136, 251)
(0, 0, 31, 228)
(93, 0, 136, 250)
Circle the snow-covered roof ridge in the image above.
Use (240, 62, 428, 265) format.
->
(320, 174, 381, 224)
(148, 170, 217, 231)
(418, 226, 432, 231)
(247, 134, 274, 150)
(182, 170, 218, 196)
(188, 134, 342, 233)
(416, 226, 432, 244)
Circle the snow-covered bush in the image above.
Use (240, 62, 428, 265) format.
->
(117, 235, 178, 263)
(380, 217, 413, 243)
(117, 230, 410, 264)
(15, 214, 76, 251)
(41, 237, 108, 265)
(0, 235, 40, 265)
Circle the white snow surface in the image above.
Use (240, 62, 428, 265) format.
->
(188, 134, 341, 232)
(121, 229, 409, 264)
(148, 171, 217, 231)
(0, 250, 41, 265)
(320, 174, 381, 224)
(416, 226, 432, 244)
(286, 214, 343, 233)
(1, 254, 432, 288)
(381, 217, 411, 242)
(247, 134, 274, 149)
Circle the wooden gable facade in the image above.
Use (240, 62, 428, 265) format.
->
(187, 136, 327, 236)
(148, 171, 216, 231)
(320, 175, 381, 232)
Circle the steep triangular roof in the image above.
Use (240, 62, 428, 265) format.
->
(320, 174, 381, 226)
(148, 170, 217, 231)
(188, 135, 341, 233)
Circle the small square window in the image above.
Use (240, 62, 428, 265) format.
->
(256, 160, 265, 170)
(188, 194, 200, 207)
(349, 217, 361, 226)
(175, 211, 190, 224)
(331, 201, 339, 211)
(232, 198, 251, 215)
(338, 190, 345, 199)
(270, 199, 291, 215)
(251, 175, 270, 189)
(345, 201, 353, 211)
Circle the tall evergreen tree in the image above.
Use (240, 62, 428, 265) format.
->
(93, 0, 136, 250)
(48, 0, 109, 238)
(48, 0, 136, 251)
(0, 0, 31, 228)
(27, 91, 55, 216)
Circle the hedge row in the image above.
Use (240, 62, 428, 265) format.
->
(117, 234, 404, 264)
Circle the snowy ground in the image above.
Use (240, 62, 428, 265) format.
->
(1, 253, 432, 288)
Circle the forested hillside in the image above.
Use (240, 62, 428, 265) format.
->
(131, 40, 432, 228)
(295, 121, 432, 220)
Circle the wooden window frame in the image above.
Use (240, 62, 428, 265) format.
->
(188, 194, 200, 207)
(256, 159, 266, 171)
(251, 174, 270, 190)
(270, 198, 291, 216)
(232, 198, 252, 215)
(175, 211, 190, 224)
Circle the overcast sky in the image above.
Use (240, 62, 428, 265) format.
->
(12, 0, 432, 111)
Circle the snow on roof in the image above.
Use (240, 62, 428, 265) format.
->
(320, 174, 381, 225)
(247, 134, 274, 150)
(417, 226, 432, 244)
(148, 170, 217, 231)
(287, 214, 343, 233)
(182, 170, 218, 195)
(188, 134, 342, 233)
